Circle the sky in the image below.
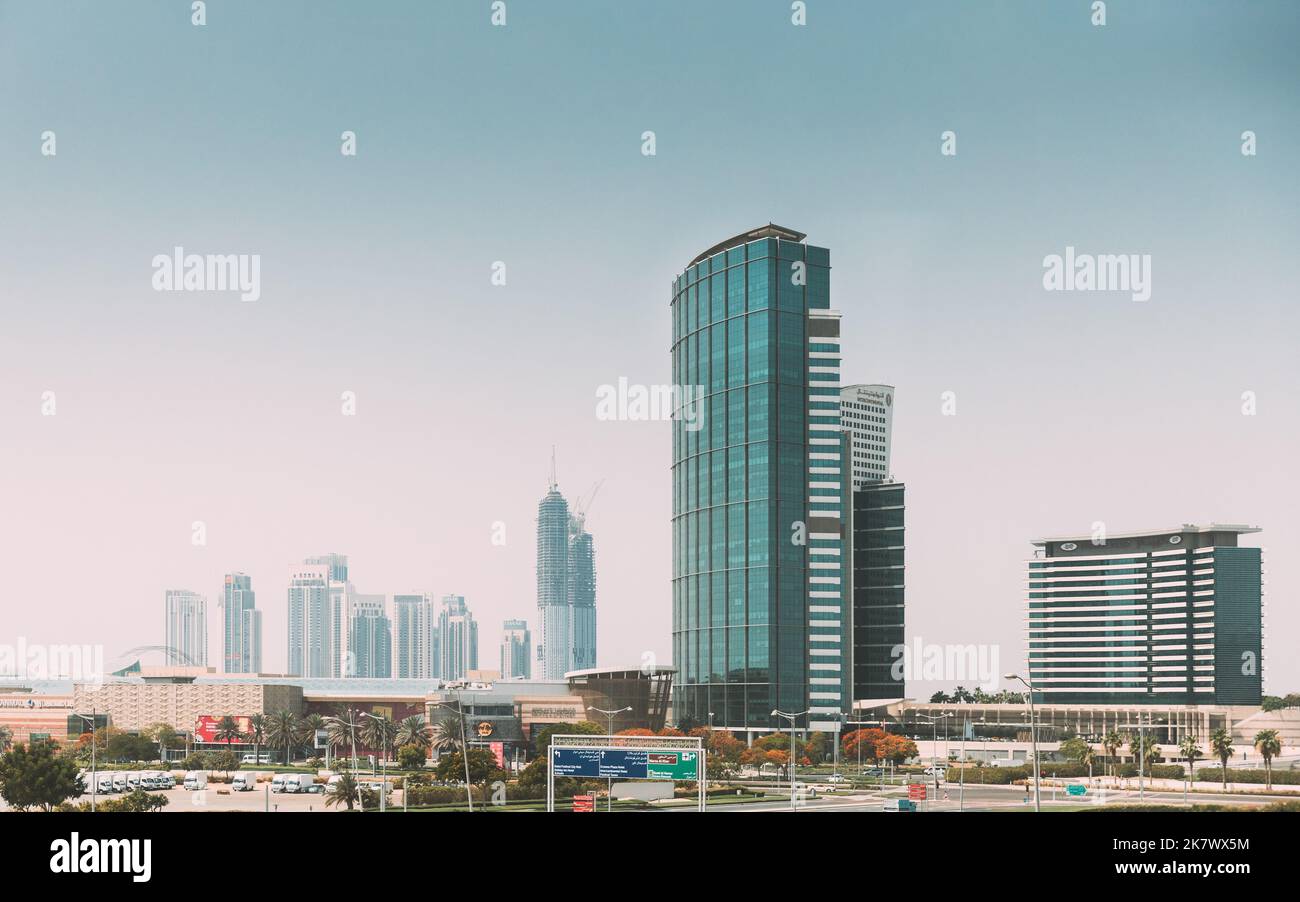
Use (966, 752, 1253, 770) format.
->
(1, 1, 1297, 697)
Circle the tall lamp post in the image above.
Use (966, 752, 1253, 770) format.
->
(914, 713, 951, 802)
(73, 711, 97, 812)
(430, 700, 473, 812)
(358, 712, 388, 813)
(588, 705, 632, 812)
(771, 709, 809, 810)
(1005, 673, 1041, 812)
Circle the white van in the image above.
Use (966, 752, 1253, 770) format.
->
(270, 774, 288, 793)
(112, 773, 129, 792)
(183, 770, 207, 791)
(231, 773, 256, 792)
(97, 774, 115, 794)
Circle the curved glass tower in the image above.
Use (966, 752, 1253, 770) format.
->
(671, 224, 845, 735)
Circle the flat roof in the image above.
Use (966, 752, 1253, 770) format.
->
(564, 666, 676, 679)
(688, 223, 806, 266)
(1032, 523, 1260, 546)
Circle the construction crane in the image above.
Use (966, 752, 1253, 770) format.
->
(572, 479, 603, 532)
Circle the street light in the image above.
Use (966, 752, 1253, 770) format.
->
(430, 699, 474, 812)
(914, 713, 951, 802)
(358, 712, 388, 813)
(73, 711, 97, 812)
(1005, 673, 1041, 812)
(771, 709, 808, 809)
(588, 706, 632, 812)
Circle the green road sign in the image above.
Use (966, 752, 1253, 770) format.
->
(1066, 783, 1087, 797)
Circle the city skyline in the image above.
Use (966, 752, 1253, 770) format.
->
(1, 1, 1295, 700)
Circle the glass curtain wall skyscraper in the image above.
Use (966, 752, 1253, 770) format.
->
(500, 619, 532, 679)
(392, 593, 435, 678)
(568, 514, 597, 672)
(671, 224, 846, 734)
(438, 594, 478, 681)
(537, 482, 572, 679)
(287, 564, 330, 677)
(164, 589, 207, 667)
(220, 572, 261, 674)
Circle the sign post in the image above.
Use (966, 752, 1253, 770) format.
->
(545, 735, 706, 813)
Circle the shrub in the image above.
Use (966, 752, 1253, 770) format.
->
(1194, 768, 1300, 785)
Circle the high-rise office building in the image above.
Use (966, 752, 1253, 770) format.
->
(220, 572, 261, 674)
(438, 594, 478, 681)
(164, 589, 207, 667)
(537, 482, 571, 679)
(568, 514, 597, 672)
(1026, 524, 1263, 705)
(305, 553, 352, 678)
(500, 619, 532, 680)
(850, 481, 906, 701)
(393, 593, 436, 679)
(671, 224, 846, 734)
(349, 595, 392, 679)
(840, 384, 894, 489)
(287, 564, 330, 677)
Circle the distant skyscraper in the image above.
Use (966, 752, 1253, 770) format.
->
(840, 384, 894, 489)
(287, 565, 330, 677)
(568, 514, 597, 672)
(165, 589, 207, 667)
(536, 480, 571, 679)
(500, 619, 532, 679)
(393, 594, 435, 679)
(220, 573, 261, 674)
(305, 553, 352, 678)
(438, 594, 478, 681)
(350, 595, 392, 679)
(671, 225, 846, 735)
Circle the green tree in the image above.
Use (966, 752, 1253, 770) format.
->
(0, 741, 84, 811)
(431, 712, 467, 754)
(1254, 729, 1281, 791)
(532, 720, 605, 757)
(325, 712, 359, 761)
(1102, 730, 1122, 777)
(359, 713, 397, 763)
(1210, 728, 1234, 790)
(1058, 737, 1091, 764)
(396, 743, 426, 770)
(395, 715, 431, 753)
(324, 770, 359, 811)
(1126, 732, 1160, 772)
(209, 749, 240, 778)
(1179, 735, 1202, 782)
(0, 725, 12, 753)
(102, 788, 169, 812)
(265, 710, 300, 766)
(214, 715, 245, 752)
(434, 748, 505, 791)
(248, 714, 267, 764)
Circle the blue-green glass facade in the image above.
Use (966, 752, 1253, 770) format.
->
(671, 228, 844, 732)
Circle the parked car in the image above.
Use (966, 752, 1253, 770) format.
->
(305, 783, 326, 794)
(825, 773, 849, 784)
(863, 767, 884, 777)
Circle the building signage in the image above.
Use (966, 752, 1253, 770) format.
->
(193, 715, 253, 744)
(551, 747, 699, 781)
(572, 794, 595, 812)
(476, 720, 495, 737)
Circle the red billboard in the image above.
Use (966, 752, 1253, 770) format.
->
(572, 794, 595, 813)
(194, 715, 253, 744)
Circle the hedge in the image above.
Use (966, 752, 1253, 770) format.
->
(1194, 767, 1300, 785)
(948, 763, 1184, 784)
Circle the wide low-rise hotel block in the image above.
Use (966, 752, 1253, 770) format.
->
(1026, 524, 1263, 705)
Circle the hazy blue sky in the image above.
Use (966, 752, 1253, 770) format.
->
(1, 1, 1297, 696)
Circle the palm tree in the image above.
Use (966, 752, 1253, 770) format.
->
(1210, 728, 1234, 790)
(214, 715, 245, 753)
(248, 714, 267, 765)
(324, 770, 359, 812)
(431, 712, 465, 754)
(298, 714, 325, 760)
(1102, 730, 1122, 777)
(1179, 735, 1202, 782)
(395, 715, 431, 752)
(1127, 731, 1160, 775)
(324, 712, 360, 764)
(1254, 730, 1281, 790)
(0, 724, 13, 753)
(359, 714, 397, 766)
(265, 710, 300, 766)
(1080, 743, 1095, 779)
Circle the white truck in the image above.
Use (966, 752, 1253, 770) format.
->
(183, 770, 207, 790)
(283, 773, 315, 793)
(231, 773, 257, 792)
(270, 774, 288, 793)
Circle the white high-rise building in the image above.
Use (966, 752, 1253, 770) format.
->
(438, 594, 478, 681)
(500, 619, 531, 680)
(393, 594, 436, 679)
(165, 589, 207, 667)
(304, 553, 352, 678)
(840, 384, 894, 489)
(220, 572, 261, 674)
(287, 565, 330, 677)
